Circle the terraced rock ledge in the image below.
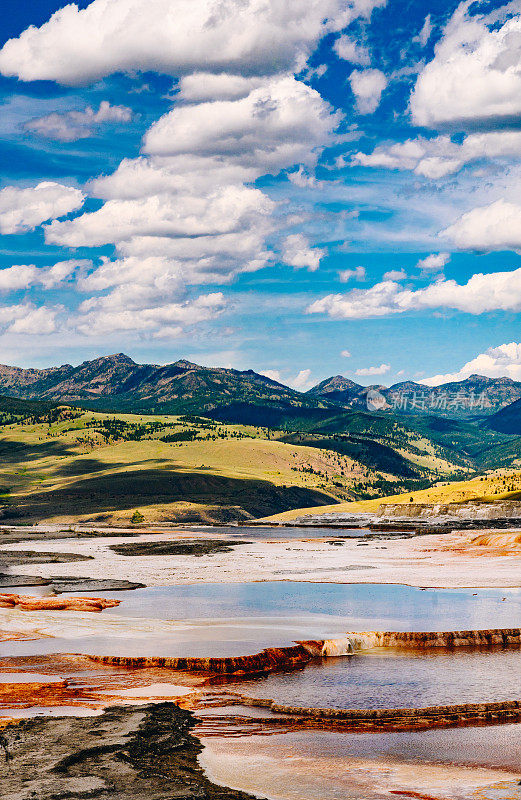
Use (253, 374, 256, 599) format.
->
(84, 628, 521, 678)
(86, 645, 313, 676)
(227, 696, 521, 732)
(303, 627, 521, 655)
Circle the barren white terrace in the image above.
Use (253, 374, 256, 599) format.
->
(2, 529, 521, 588)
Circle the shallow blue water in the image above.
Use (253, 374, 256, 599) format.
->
(185, 525, 375, 539)
(94, 582, 521, 632)
(4, 582, 521, 662)
(232, 647, 521, 709)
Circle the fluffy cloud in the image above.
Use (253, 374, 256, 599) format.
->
(0, 303, 58, 334)
(9, 306, 58, 334)
(416, 252, 450, 275)
(0, 0, 380, 86)
(282, 234, 325, 271)
(355, 363, 390, 376)
(178, 73, 264, 102)
(411, 3, 521, 127)
(260, 369, 283, 383)
(260, 367, 315, 390)
(143, 77, 341, 173)
(334, 35, 370, 65)
(0, 265, 38, 292)
(352, 131, 521, 179)
(116, 230, 272, 282)
(23, 101, 132, 142)
(423, 342, 521, 386)
(307, 267, 521, 319)
(443, 200, 521, 251)
(290, 368, 314, 390)
(0, 0, 380, 340)
(75, 290, 226, 336)
(89, 156, 258, 200)
(341, 349, 352, 358)
(349, 68, 387, 114)
(339, 266, 366, 282)
(46, 185, 274, 248)
(51, 76, 340, 296)
(0, 182, 84, 234)
(0, 259, 87, 292)
(382, 269, 407, 280)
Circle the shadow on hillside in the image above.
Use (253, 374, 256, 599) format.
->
(0, 437, 75, 464)
(57, 457, 171, 477)
(9, 468, 336, 521)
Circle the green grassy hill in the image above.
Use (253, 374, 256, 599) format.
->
(0, 404, 472, 523)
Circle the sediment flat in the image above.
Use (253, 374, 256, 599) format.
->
(3, 527, 521, 588)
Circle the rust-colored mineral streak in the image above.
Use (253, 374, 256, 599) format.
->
(0, 594, 120, 612)
(86, 645, 313, 675)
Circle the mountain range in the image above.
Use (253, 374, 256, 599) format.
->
(308, 373, 521, 416)
(0, 353, 328, 417)
(1, 354, 520, 430)
(2, 353, 521, 488)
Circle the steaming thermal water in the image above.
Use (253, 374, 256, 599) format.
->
(199, 727, 521, 800)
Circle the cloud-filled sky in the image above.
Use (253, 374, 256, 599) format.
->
(2, 0, 521, 388)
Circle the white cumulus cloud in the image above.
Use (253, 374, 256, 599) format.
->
(339, 266, 366, 282)
(349, 68, 387, 114)
(46, 185, 274, 248)
(307, 267, 521, 319)
(382, 269, 407, 280)
(355, 363, 390, 376)
(423, 342, 521, 386)
(0, 259, 88, 292)
(290, 368, 314, 391)
(352, 130, 521, 179)
(411, 2, 521, 127)
(89, 155, 258, 201)
(9, 306, 59, 335)
(23, 101, 132, 142)
(0, 303, 59, 335)
(282, 234, 325, 271)
(416, 252, 450, 275)
(334, 35, 370, 65)
(143, 76, 341, 173)
(443, 199, 521, 251)
(76, 290, 226, 336)
(178, 73, 265, 102)
(0, 182, 84, 234)
(0, 0, 378, 86)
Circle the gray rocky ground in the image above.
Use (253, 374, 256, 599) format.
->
(1, 702, 262, 800)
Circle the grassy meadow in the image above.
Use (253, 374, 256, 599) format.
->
(0, 408, 352, 523)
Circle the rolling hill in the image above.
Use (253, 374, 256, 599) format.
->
(3, 355, 521, 507)
(484, 396, 521, 435)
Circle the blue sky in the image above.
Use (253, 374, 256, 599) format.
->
(1, 0, 521, 388)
